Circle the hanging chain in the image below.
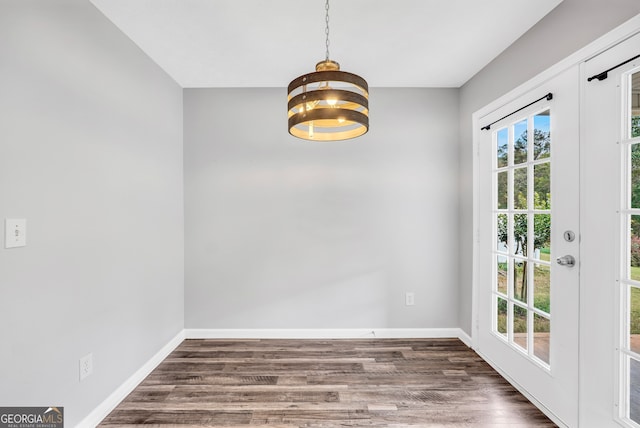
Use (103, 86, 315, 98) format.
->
(324, 0, 330, 60)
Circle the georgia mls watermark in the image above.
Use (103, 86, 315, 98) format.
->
(0, 407, 63, 428)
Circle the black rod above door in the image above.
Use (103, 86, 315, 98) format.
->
(480, 93, 553, 131)
(587, 54, 640, 82)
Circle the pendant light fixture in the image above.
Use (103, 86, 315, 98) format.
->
(287, 0, 369, 141)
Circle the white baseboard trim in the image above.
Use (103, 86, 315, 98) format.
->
(184, 327, 471, 341)
(77, 330, 185, 428)
(457, 329, 473, 348)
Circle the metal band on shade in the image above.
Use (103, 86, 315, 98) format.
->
(287, 70, 369, 94)
(288, 109, 369, 141)
(288, 90, 369, 115)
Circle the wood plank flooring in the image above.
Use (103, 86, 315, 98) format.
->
(99, 338, 556, 427)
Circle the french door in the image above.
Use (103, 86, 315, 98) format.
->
(582, 32, 640, 428)
(476, 66, 580, 427)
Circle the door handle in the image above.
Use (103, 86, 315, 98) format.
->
(556, 255, 576, 267)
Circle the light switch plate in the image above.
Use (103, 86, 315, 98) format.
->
(5, 218, 26, 248)
(405, 292, 415, 306)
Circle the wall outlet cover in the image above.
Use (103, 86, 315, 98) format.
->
(79, 353, 93, 381)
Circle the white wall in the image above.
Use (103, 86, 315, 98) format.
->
(0, 1, 184, 425)
(184, 88, 459, 330)
(457, 0, 640, 334)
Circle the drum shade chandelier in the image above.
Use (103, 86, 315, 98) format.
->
(287, 0, 369, 141)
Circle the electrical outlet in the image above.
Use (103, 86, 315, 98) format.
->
(79, 353, 93, 381)
(405, 292, 415, 306)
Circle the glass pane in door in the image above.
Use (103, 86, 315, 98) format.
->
(497, 256, 508, 295)
(497, 214, 508, 252)
(534, 163, 551, 209)
(630, 357, 640, 423)
(513, 214, 528, 257)
(497, 297, 508, 337)
(514, 168, 528, 209)
(513, 304, 528, 351)
(534, 313, 551, 364)
(497, 128, 509, 167)
(631, 72, 639, 139)
(497, 171, 508, 209)
(631, 144, 640, 209)
(513, 259, 527, 304)
(631, 286, 640, 354)
(514, 119, 528, 164)
(534, 263, 551, 313)
(631, 214, 640, 281)
(534, 110, 551, 159)
(534, 214, 551, 259)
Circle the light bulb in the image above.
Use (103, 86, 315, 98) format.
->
(338, 117, 345, 123)
(327, 98, 337, 106)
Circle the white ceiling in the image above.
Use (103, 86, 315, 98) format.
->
(90, 0, 563, 88)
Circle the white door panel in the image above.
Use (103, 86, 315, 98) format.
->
(477, 66, 580, 427)
(582, 31, 640, 428)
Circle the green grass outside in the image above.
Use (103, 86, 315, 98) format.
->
(539, 250, 550, 262)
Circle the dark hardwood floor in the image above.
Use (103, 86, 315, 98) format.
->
(99, 338, 556, 427)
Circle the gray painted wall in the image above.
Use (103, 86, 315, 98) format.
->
(457, 0, 640, 334)
(0, 1, 184, 425)
(184, 88, 460, 330)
